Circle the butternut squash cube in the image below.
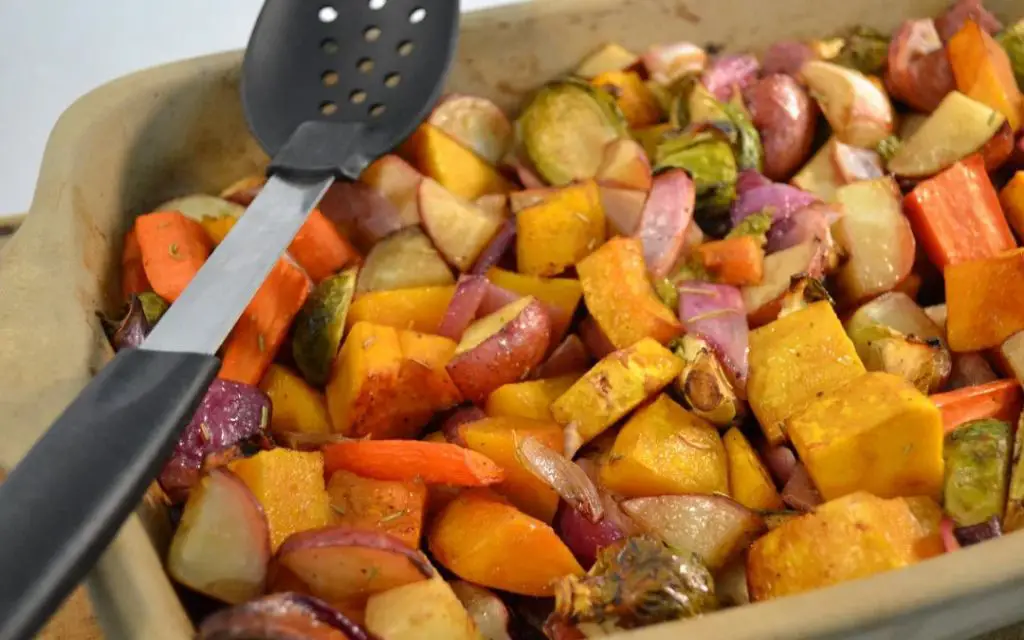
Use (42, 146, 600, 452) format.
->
(747, 492, 932, 601)
(723, 427, 783, 511)
(591, 70, 662, 127)
(948, 20, 1022, 131)
(346, 285, 455, 334)
(945, 248, 1024, 352)
(551, 338, 684, 456)
(601, 395, 728, 497)
(457, 416, 564, 522)
(229, 449, 333, 551)
(576, 237, 684, 349)
(484, 375, 580, 421)
(517, 180, 606, 276)
(399, 123, 513, 200)
(326, 322, 403, 434)
(786, 372, 944, 501)
(747, 301, 866, 445)
(259, 364, 331, 436)
(1000, 172, 1024, 240)
(326, 470, 427, 548)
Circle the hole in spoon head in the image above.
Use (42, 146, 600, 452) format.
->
(322, 71, 339, 87)
(320, 101, 338, 115)
(384, 73, 401, 88)
(321, 38, 339, 54)
(370, 104, 386, 117)
(357, 57, 374, 73)
(350, 90, 367, 105)
(318, 6, 338, 23)
(369, 0, 386, 9)
(409, 7, 426, 23)
(364, 26, 382, 42)
(397, 40, 414, 56)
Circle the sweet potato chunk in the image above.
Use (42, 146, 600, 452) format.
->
(747, 492, 933, 601)
(723, 427, 784, 511)
(458, 416, 564, 522)
(259, 364, 331, 437)
(945, 248, 1024, 352)
(747, 301, 866, 445)
(400, 123, 513, 200)
(576, 237, 684, 349)
(484, 375, 580, 421)
(229, 449, 333, 552)
(786, 372, 944, 501)
(326, 322, 402, 434)
(347, 285, 455, 334)
(517, 180, 606, 276)
(948, 20, 1022, 131)
(326, 470, 427, 548)
(428, 489, 584, 596)
(600, 395, 728, 498)
(551, 338, 684, 456)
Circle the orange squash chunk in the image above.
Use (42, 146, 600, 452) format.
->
(326, 470, 427, 548)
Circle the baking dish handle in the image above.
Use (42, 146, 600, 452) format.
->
(0, 347, 219, 640)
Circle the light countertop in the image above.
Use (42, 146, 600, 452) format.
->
(0, 0, 520, 216)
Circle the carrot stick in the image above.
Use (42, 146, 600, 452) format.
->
(121, 228, 150, 300)
(694, 235, 765, 286)
(904, 155, 1016, 270)
(931, 379, 1023, 433)
(219, 257, 311, 385)
(287, 208, 360, 283)
(135, 212, 212, 302)
(322, 440, 505, 486)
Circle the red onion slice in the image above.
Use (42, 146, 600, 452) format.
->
(516, 436, 604, 523)
(731, 183, 820, 226)
(469, 219, 516, 275)
(678, 282, 749, 385)
(437, 275, 489, 340)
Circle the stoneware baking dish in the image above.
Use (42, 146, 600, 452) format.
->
(1, 0, 1023, 637)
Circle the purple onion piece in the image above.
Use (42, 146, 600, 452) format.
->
(470, 219, 516, 275)
(953, 516, 1002, 547)
(159, 379, 271, 503)
(677, 281, 749, 385)
(761, 41, 816, 78)
(197, 592, 375, 640)
(735, 169, 773, 196)
(702, 54, 761, 102)
(731, 183, 820, 226)
(107, 294, 150, 351)
(782, 464, 823, 511)
(765, 203, 842, 254)
(437, 275, 489, 341)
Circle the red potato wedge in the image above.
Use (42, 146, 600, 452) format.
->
(763, 41, 817, 78)
(450, 581, 512, 640)
(447, 296, 552, 403)
(741, 240, 826, 326)
(745, 74, 818, 181)
(595, 139, 653, 191)
(167, 469, 271, 605)
(318, 181, 409, 254)
(475, 193, 510, 219)
(271, 527, 433, 605)
(622, 494, 765, 570)
(196, 593, 372, 640)
(532, 334, 592, 380)
(832, 177, 916, 305)
(359, 154, 423, 227)
(429, 94, 514, 166)
(642, 41, 707, 85)
(476, 281, 573, 348)
(365, 577, 482, 640)
(632, 169, 695, 278)
(419, 178, 505, 272)
(885, 19, 955, 113)
(600, 186, 648, 236)
(356, 226, 454, 293)
(831, 139, 884, 183)
(801, 60, 894, 149)
(323, 440, 504, 486)
(886, 91, 1005, 178)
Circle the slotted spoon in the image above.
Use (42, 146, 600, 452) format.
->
(0, 1, 459, 637)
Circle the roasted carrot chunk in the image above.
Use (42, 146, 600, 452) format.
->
(322, 440, 504, 486)
(694, 235, 765, 286)
(931, 379, 1023, 433)
(903, 155, 1015, 270)
(945, 248, 1024, 351)
(288, 208, 360, 283)
(948, 19, 1022, 132)
(135, 211, 212, 302)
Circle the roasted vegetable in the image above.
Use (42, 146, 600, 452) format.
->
(723, 427, 784, 511)
(997, 20, 1024, 86)
(516, 180, 606, 277)
(745, 74, 817, 180)
(653, 130, 738, 235)
(365, 576, 482, 640)
(943, 418, 1011, 527)
(291, 267, 356, 386)
(672, 334, 744, 427)
(196, 593, 372, 640)
(954, 516, 1003, 547)
(400, 123, 513, 201)
(356, 226, 455, 293)
(1004, 412, 1024, 532)
(945, 248, 1024, 352)
(845, 322, 951, 394)
(787, 372, 945, 501)
(832, 26, 890, 75)
(948, 19, 1022, 131)
(326, 470, 427, 548)
(553, 536, 717, 629)
(517, 80, 627, 185)
(102, 293, 151, 351)
(801, 60, 894, 149)
(259, 365, 331, 437)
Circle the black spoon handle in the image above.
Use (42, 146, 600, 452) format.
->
(0, 347, 219, 640)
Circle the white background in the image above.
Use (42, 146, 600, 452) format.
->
(0, 0, 521, 215)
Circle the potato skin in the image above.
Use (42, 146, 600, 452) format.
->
(745, 74, 817, 181)
(446, 299, 552, 403)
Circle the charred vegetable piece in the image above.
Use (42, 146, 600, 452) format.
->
(831, 26, 890, 75)
(845, 323, 951, 394)
(553, 536, 717, 629)
(103, 294, 150, 351)
(953, 516, 1002, 547)
(653, 130, 738, 235)
(672, 335, 744, 427)
(292, 267, 357, 386)
(196, 592, 372, 640)
(518, 79, 627, 186)
(943, 418, 1011, 527)
(159, 379, 271, 503)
